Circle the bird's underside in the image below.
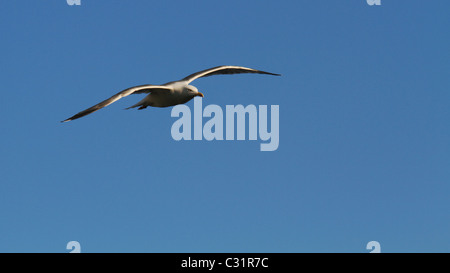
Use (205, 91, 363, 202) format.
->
(61, 65, 280, 122)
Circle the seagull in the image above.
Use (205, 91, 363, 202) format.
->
(61, 65, 280, 122)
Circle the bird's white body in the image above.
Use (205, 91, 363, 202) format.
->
(62, 66, 279, 122)
(129, 82, 199, 109)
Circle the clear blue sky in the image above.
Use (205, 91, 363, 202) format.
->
(0, 0, 449, 253)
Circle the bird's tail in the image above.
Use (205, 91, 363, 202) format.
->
(126, 98, 147, 110)
(126, 103, 149, 110)
(125, 104, 138, 110)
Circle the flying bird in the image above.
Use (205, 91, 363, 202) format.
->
(61, 65, 280, 122)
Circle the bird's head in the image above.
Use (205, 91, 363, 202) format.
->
(186, 85, 204, 98)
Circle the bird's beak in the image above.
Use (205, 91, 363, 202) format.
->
(196, 92, 204, 97)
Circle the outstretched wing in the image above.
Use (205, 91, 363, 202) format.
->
(61, 85, 171, 122)
(182, 65, 281, 84)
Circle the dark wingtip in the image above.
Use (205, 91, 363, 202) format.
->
(261, 71, 281, 77)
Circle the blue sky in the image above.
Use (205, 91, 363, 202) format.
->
(0, 0, 449, 252)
